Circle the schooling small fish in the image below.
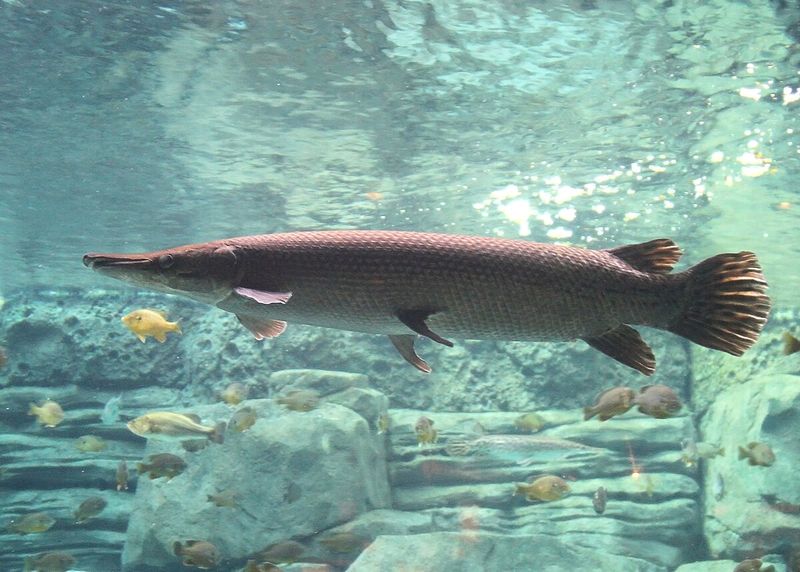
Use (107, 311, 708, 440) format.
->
(592, 486, 608, 514)
(220, 382, 249, 405)
(738, 442, 775, 467)
(23, 551, 76, 572)
(173, 540, 220, 569)
(229, 406, 257, 432)
(116, 460, 129, 491)
(121, 308, 181, 343)
(277, 389, 319, 412)
(137, 453, 187, 480)
(445, 434, 603, 466)
(127, 412, 225, 443)
(514, 475, 571, 502)
(75, 434, 107, 453)
(514, 412, 546, 432)
(74, 496, 107, 523)
(6, 512, 56, 534)
(635, 384, 682, 419)
(101, 394, 122, 425)
(414, 416, 437, 446)
(28, 400, 64, 428)
(583, 387, 636, 421)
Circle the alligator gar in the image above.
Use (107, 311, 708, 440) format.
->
(83, 230, 770, 374)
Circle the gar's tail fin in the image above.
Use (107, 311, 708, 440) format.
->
(669, 252, 770, 356)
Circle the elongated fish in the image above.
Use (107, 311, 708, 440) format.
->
(445, 434, 603, 466)
(83, 231, 770, 374)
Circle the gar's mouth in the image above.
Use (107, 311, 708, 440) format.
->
(83, 253, 153, 270)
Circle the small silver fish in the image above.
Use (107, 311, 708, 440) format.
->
(445, 434, 603, 466)
(712, 472, 725, 501)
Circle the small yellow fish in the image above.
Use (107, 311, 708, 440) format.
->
(121, 308, 181, 343)
(116, 460, 129, 491)
(277, 389, 319, 412)
(6, 512, 56, 534)
(583, 387, 635, 421)
(514, 475, 571, 502)
(137, 453, 187, 480)
(514, 412, 545, 432)
(738, 442, 775, 467)
(220, 382, 249, 405)
(127, 412, 224, 443)
(173, 540, 220, 569)
(414, 415, 437, 446)
(74, 496, 107, 523)
(23, 551, 76, 572)
(782, 332, 800, 355)
(229, 406, 257, 432)
(75, 435, 107, 453)
(28, 400, 64, 428)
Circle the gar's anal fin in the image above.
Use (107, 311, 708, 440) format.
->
(396, 309, 454, 347)
(389, 334, 432, 373)
(583, 324, 655, 376)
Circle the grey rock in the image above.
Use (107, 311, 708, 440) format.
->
(700, 372, 800, 559)
(347, 532, 665, 571)
(268, 369, 369, 396)
(122, 399, 391, 570)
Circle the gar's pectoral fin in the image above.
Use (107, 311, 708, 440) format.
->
(389, 334, 432, 373)
(236, 314, 287, 340)
(583, 324, 655, 376)
(234, 287, 292, 305)
(396, 309, 454, 347)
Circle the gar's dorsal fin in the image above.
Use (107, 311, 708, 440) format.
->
(606, 239, 682, 274)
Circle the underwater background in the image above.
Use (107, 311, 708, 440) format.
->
(1, 0, 799, 571)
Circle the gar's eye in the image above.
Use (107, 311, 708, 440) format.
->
(157, 254, 174, 269)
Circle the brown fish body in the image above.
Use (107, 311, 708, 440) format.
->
(84, 231, 771, 375)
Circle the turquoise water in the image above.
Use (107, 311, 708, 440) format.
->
(1, 1, 799, 571)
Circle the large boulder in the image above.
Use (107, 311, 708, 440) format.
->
(700, 372, 800, 559)
(347, 532, 664, 571)
(122, 399, 391, 571)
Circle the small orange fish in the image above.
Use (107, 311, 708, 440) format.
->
(365, 191, 383, 201)
(121, 309, 181, 343)
(514, 475, 571, 502)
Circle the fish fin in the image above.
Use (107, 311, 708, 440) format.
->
(396, 309, 454, 347)
(719, 447, 725, 456)
(606, 239, 682, 274)
(389, 334, 432, 373)
(234, 286, 292, 305)
(155, 332, 167, 343)
(668, 252, 770, 356)
(136, 333, 147, 343)
(173, 541, 183, 556)
(583, 325, 655, 375)
(185, 413, 202, 423)
(738, 446, 748, 460)
(582, 406, 596, 421)
(236, 314, 287, 340)
(209, 422, 226, 444)
(171, 321, 182, 334)
(782, 332, 800, 355)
